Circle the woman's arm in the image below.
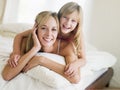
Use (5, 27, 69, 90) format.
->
(22, 55, 80, 84)
(40, 56, 80, 83)
(2, 47, 39, 81)
(22, 40, 80, 83)
(38, 41, 80, 83)
(2, 29, 40, 81)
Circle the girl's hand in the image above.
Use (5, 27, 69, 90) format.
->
(8, 52, 21, 67)
(64, 61, 79, 78)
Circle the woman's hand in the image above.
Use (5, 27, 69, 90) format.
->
(64, 61, 79, 78)
(32, 26, 41, 51)
(22, 55, 43, 72)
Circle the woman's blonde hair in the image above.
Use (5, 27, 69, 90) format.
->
(26, 11, 59, 53)
(58, 2, 83, 56)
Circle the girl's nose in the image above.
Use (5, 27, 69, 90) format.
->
(66, 19, 71, 26)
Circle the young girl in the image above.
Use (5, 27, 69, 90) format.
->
(8, 2, 85, 79)
(57, 2, 86, 77)
(2, 11, 80, 83)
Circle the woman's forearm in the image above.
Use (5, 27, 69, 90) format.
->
(2, 47, 39, 81)
(39, 57, 80, 83)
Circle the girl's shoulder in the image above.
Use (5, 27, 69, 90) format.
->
(58, 39, 76, 56)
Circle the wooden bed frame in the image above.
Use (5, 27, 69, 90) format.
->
(85, 68, 113, 90)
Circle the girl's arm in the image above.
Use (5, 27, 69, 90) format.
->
(64, 30, 86, 77)
(8, 30, 32, 67)
(11, 24, 36, 56)
(70, 30, 86, 68)
(13, 29, 32, 55)
(60, 42, 81, 78)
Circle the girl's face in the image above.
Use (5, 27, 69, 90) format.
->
(37, 17, 58, 47)
(60, 10, 78, 35)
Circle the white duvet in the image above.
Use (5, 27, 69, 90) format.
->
(0, 35, 117, 90)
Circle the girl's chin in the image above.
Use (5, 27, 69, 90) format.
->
(61, 29, 70, 34)
(62, 31, 69, 34)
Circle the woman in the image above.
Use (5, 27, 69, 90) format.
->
(8, 2, 86, 80)
(2, 11, 59, 80)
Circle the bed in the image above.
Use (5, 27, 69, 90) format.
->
(0, 23, 117, 90)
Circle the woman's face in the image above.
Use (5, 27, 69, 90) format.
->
(60, 10, 78, 35)
(37, 17, 58, 47)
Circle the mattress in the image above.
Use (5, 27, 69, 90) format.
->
(0, 34, 115, 90)
(76, 68, 108, 90)
(0, 63, 107, 90)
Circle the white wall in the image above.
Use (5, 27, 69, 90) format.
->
(87, 0, 120, 87)
(17, 0, 86, 24)
(18, 0, 47, 24)
(2, 0, 19, 23)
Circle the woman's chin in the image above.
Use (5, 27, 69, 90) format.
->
(43, 43, 53, 47)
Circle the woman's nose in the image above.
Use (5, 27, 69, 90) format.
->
(46, 30, 52, 36)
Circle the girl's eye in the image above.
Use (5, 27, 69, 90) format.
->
(72, 20, 77, 23)
(63, 16, 67, 19)
(63, 16, 66, 18)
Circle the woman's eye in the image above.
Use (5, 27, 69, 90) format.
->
(41, 27, 46, 30)
(52, 28, 57, 31)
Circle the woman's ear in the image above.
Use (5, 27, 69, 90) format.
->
(34, 23, 38, 28)
(34, 23, 39, 35)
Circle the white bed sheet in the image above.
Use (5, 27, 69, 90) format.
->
(0, 63, 107, 90)
(0, 35, 108, 90)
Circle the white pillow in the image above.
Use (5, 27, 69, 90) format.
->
(86, 51, 117, 71)
(25, 51, 117, 88)
(26, 53, 93, 88)
(26, 53, 71, 88)
(0, 23, 33, 37)
(0, 30, 16, 37)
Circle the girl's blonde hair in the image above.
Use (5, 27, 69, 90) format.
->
(26, 11, 59, 53)
(58, 2, 83, 57)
